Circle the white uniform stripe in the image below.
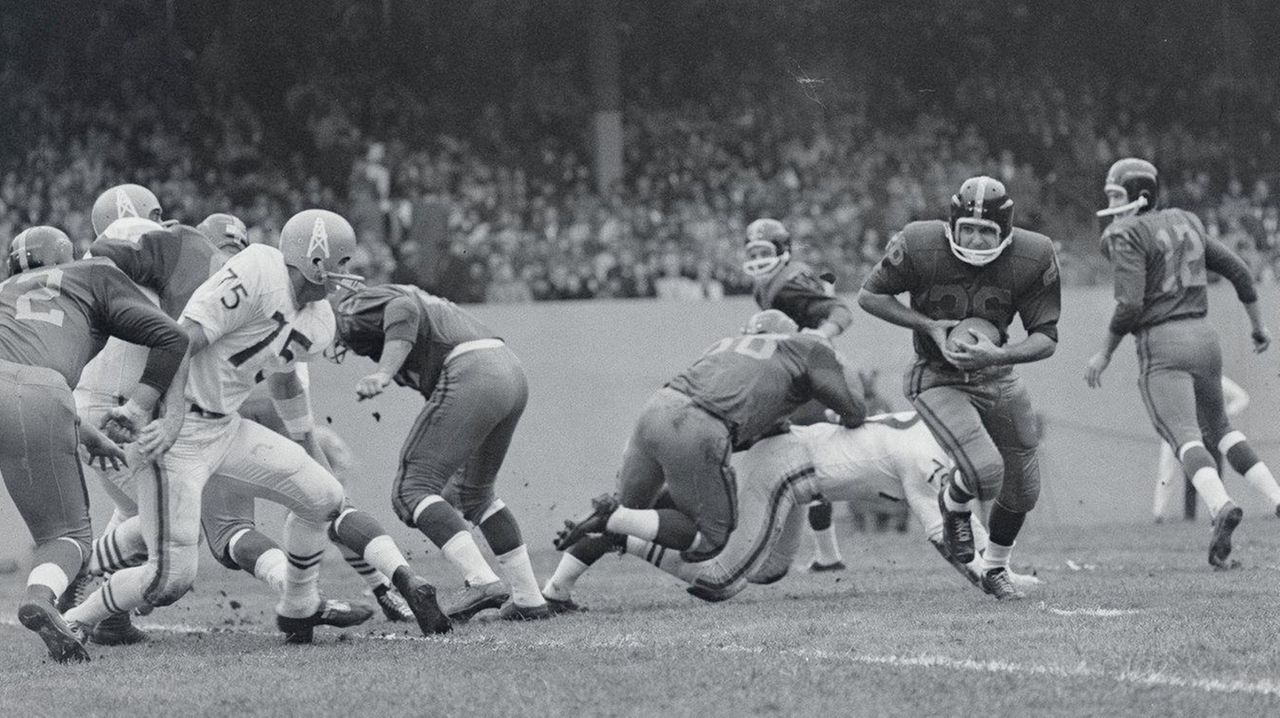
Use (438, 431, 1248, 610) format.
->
(13, 231, 29, 271)
(972, 178, 987, 218)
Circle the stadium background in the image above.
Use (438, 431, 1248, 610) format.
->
(2, 0, 1280, 558)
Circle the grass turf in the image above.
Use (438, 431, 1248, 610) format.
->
(1, 518, 1278, 717)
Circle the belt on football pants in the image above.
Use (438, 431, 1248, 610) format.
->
(445, 338, 504, 362)
(189, 403, 227, 420)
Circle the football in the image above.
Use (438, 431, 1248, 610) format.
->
(945, 316, 1003, 352)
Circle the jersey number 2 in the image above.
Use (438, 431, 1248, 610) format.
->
(13, 268, 65, 326)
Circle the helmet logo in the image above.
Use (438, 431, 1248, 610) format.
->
(308, 217, 331, 258)
(115, 189, 139, 219)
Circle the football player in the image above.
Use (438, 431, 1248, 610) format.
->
(0, 226, 188, 662)
(65, 210, 451, 643)
(1152, 376, 1250, 522)
(89, 184, 163, 236)
(1085, 158, 1278, 567)
(329, 282, 548, 621)
(543, 412, 1039, 606)
(858, 176, 1061, 601)
(548, 309, 867, 611)
(743, 221, 856, 573)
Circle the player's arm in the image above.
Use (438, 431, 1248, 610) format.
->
(952, 252, 1061, 370)
(805, 343, 867, 428)
(96, 268, 190, 421)
(859, 234, 957, 352)
(356, 294, 421, 400)
(267, 367, 331, 471)
(1203, 233, 1270, 352)
(87, 230, 180, 292)
(772, 275, 853, 339)
(1087, 231, 1143, 387)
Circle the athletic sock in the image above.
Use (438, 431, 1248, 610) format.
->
(442, 532, 501, 586)
(495, 545, 545, 607)
(254, 548, 288, 595)
(982, 541, 1014, 572)
(1189, 468, 1231, 517)
(604, 507, 660, 540)
(278, 514, 326, 619)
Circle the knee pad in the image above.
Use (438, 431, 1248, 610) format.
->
(146, 545, 199, 607)
(296, 466, 345, 524)
(963, 454, 1006, 502)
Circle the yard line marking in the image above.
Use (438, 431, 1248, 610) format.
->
(4, 619, 1278, 698)
(1039, 604, 1145, 617)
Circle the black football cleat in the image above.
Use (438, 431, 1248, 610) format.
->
(498, 601, 553, 621)
(444, 580, 510, 623)
(979, 567, 1026, 601)
(553, 494, 620, 551)
(1209, 503, 1244, 570)
(393, 574, 453, 635)
(937, 484, 975, 564)
(543, 595, 587, 615)
(89, 611, 148, 646)
(686, 584, 736, 603)
(277, 599, 375, 644)
(807, 560, 846, 573)
(18, 599, 90, 663)
(56, 572, 95, 614)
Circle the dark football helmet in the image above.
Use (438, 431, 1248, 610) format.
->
(948, 176, 1014, 266)
(742, 218, 791, 277)
(8, 226, 74, 276)
(1097, 158, 1158, 219)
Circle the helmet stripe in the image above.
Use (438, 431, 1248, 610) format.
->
(972, 177, 987, 218)
(13, 230, 29, 271)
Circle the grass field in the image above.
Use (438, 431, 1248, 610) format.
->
(2, 517, 1279, 717)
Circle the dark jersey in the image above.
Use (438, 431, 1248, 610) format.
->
(1100, 208, 1257, 335)
(334, 284, 497, 395)
(753, 261, 848, 330)
(0, 259, 188, 390)
(89, 225, 227, 320)
(863, 220, 1061, 365)
(666, 333, 866, 443)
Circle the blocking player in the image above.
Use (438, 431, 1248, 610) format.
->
(90, 183, 163, 236)
(65, 209, 451, 643)
(742, 219, 855, 572)
(858, 176, 1061, 601)
(543, 412, 1039, 605)
(329, 283, 549, 621)
(0, 226, 188, 662)
(1085, 158, 1278, 568)
(548, 309, 867, 609)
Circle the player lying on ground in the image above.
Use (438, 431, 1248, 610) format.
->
(549, 309, 866, 611)
(859, 176, 1061, 601)
(66, 210, 450, 644)
(0, 226, 188, 663)
(741, 218, 856, 571)
(543, 412, 1040, 605)
(329, 281, 549, 621)
(1085, 158, 1279, 569)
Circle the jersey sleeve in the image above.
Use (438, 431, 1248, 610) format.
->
(93, 266, 189, 392)
(180, 252, 265, 344)
(861, 231, 916, 295)
(803, 342, 867, 428)
(1203, 235, 1259, 304)
(87, 230, 182, 292)
(771, 273, 853, 330)
(1015, 248, 1061, 342)
(383, 294, 425, 344)
(1102, 227, 1148, 335)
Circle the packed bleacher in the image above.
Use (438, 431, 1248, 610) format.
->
(2, 1, 1279, 302)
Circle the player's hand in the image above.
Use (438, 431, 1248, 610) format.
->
(943, 330, 1003, 370)
(1251, 327, 1271, 353)
(102, 400, 151, 444)
(925, 319, 959, 357)
(79, 421, 128, 472)
(356, 371, 393, 401)
(1084, 352, 1111, 388)
(137, 414, 182, 460)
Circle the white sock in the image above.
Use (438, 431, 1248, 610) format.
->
(1189, 468, 1231, 517)
(982, 541, 1013, 572)
(278, 514, 326, 619)
(943, 490, 971, 513)
(65, 564, 149, 627)
(27, 563, 70, 597)
(1242, 463, 1280, 506)
(362, 535, 409, 584)
(605, 507, 659, 540)
(543, 555, 588, 600)
(810, 527, 843, 565)
(442, 532, 500, 586)
(495, 545, 544, 608)
(254, 548, 288, 595)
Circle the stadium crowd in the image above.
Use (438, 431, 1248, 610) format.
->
(2, 1, 1279, 303)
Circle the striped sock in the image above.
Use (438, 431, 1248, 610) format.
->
(339, 543, 390, 590)
(278, 514, 326, 619)
(90, 518, 147, 575)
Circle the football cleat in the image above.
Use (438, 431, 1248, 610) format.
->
(686, 584, 735, 603)
(371, 584, 414, 622)
(554, 494, 620, 551)
(937, 483, 975, 564)
(980, 568, 1026, 601)
(444, 580, 510, 624)
(89, 612, 148, 646)
(56, 572, 96, 613)
(276, 599, 375, 644)
(932, 539, 981, 589)
(391, 574, 452, 636)
(807, 560, 846, 574)
(497, 601, 553, 621)
(1208, 502, 1244, 570)
(747, 567, 789, 585)
(543, 595, 588, 615)
(18, 599, 90, 663)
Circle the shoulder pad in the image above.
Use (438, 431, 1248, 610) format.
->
(899, 220, 948, 246)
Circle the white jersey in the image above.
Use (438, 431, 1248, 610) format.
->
(182, 244, 334, 415)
